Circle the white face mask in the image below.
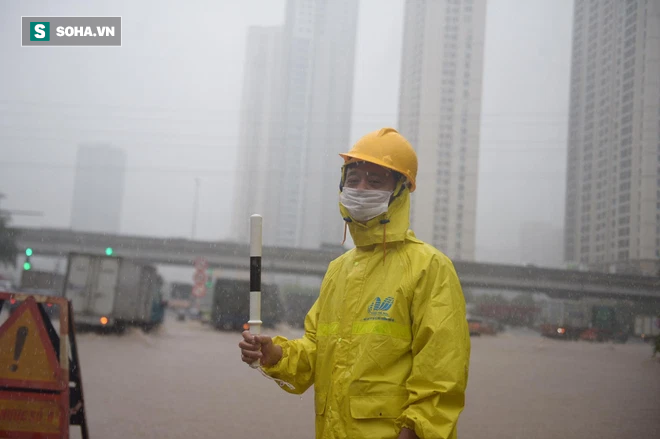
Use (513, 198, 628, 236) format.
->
(340, 187, 393, 222)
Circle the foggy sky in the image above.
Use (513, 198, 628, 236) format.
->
(0, 0, 573, 266)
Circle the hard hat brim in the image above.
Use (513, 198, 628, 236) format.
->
(339, 152, 416, 192)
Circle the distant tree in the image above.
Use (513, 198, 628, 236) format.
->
(0, 213, 18, 267)
(281, 284, 319, 329)
(473, 294, 509, 321)
(281, 283, 320, 297)
(510, 293, 537, 306)
(475, 293, 510, 306)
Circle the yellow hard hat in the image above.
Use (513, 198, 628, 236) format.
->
(339, 127, 418, 192)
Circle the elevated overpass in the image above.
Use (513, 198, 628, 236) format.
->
(11, 227, 660, 302)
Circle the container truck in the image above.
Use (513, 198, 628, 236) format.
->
(539, 298, 628, 343)
(211, 278, 283, 331)
(63, 253, 166, 332)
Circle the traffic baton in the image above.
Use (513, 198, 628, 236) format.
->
(248, 214, 263, 369)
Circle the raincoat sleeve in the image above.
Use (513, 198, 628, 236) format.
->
(396, 255, 470, 439)
(260, 297, 320, 395)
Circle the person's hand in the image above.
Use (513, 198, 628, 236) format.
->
(397, 427, 418, 439)
(239, 330, 283, 367)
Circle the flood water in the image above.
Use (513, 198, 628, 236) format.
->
(2, 308, 657, 438)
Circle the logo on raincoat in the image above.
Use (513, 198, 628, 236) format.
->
(365, 296, 395, 321)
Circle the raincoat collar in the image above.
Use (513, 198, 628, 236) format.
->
(339, 187, 412, 248)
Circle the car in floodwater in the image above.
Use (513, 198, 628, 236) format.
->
(7, 288, 62, 320)
(468, 316, 501, 336)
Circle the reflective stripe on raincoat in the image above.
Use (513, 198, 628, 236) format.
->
(263, 188, 470, 439)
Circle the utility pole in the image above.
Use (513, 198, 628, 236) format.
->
(191, 177, 201, 240)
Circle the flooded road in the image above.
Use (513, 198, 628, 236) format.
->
(67, 317, 658, 439)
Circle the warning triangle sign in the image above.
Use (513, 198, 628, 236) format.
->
(0, 296, 63, 391)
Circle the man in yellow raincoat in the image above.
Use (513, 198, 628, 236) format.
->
(239, 128, 471, 439)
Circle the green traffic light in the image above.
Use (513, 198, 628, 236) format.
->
(23, 262, 31, 271)
(25, 248, 33, 257)
(105, 247, 113, 256)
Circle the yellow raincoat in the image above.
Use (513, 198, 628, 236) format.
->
(263, 188, 470, 439)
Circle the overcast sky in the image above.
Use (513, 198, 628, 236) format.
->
(0, 0, 573, 267)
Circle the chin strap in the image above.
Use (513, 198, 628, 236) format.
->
(341, 217, 352, 245)
(380, 218, 390, 263)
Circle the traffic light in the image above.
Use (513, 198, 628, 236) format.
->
(24, 248, 32, 270)
(105, 247, 113, 256)
(205, 269, 213, 290)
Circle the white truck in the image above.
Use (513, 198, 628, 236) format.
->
(63, 253, 165, 331)
(633, 315, 660, 341)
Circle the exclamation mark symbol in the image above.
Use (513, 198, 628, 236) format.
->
(10, 326, 28, 372)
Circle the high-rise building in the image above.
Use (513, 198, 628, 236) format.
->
(232, 0, 359, 248)
(564, 0, 660, 275)
(398, 0, 487, 261)
(70, 144, 126, 234)
(231, 26, 284, 244)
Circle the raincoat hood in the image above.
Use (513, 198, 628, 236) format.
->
(339, 182, 411, 248)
